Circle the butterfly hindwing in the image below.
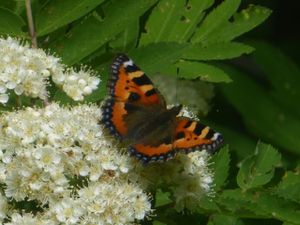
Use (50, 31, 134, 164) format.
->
(128, 117, 223, 163)
(173, 118, 223, 154)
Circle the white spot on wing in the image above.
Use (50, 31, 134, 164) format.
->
(211, 132, 220, 141)
(123, 59, 133, 67)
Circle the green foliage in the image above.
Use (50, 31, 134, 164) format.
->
(274, 170, 300, 203)
(250, 40, 300, 118)
(0, 0, 267, 96)
(197, 4, 271, 44)
(176, 61, 231, 83)
(207, 214, 243, 225)
(50, 0, 158, 65)
(218, 189, 300, 224)
(183, 42, 254, 60)
(0, 7, 25, 36)
(237, 142, 281, 190)
(36, 0, 106, 36)
(219, 64, 300, 155)
(210, 146, 230, 191)
(191, 0, 241, 44)
(140, 0, 214, 44)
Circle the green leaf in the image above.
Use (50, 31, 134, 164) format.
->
(219, 189, 300, 224)
(210, 146, 230, 191)
(176, 61, 232, 83)
(207, 214, 244, 225)
(53, 89, 74, 105)
(209, 122, 256, 161)
(50, 0, 157, 65)
(206, 5, 272, 44)
(250, 40, 300, 118)
(36, 0, 105, 36)
(197, 195, 220, 212)
(237, 142, 281, 190)
(182, 42, 254, 60)
(129, 42, 188, 75)
(140, 0, 213, 45)
(109, 21, 139, 52)
(219, 65, 300, 155)
(191, 0, 241, 44)
(140, 0, 185, 45)
(274, 171, 300, 204)
(155, 189, 172, 207)
(0, 1, 16, 11)
(0, 7, 25, 36)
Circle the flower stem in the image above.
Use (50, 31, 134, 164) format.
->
(25, 0, 38, 48)
(25, 0, 50, 106)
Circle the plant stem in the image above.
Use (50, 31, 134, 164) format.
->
(25, 0, 38, 48)
(25, 0, 50, 106)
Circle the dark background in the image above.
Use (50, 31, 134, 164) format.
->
(245, 0, 300, 62)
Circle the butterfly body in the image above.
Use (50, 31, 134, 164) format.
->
(101, 54, 223, 163)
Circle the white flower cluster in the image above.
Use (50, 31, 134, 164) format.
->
(0, 103, 151, 224)
(173, 151, 213, 211)
(152, 75, 214, 116)
(135, 150, 213, 212)
(0, 37, 100, 103)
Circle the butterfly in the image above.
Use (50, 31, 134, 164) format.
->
(101, 54, 223, 163)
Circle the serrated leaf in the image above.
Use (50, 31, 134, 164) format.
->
(210, 146, 230, 191)
(129, 42, 188, 75)
(219, 65, 300, 155)
(219, 189, 300, 224)
(155, 189, 172, 207)
(183, 42, 254, 60)
(36, 0, 105, 36)
(109, 21, 139, 52)
(250, 40, 300, 118)
(205, 5, 271, 44)
(197, 195, 220, 212)
(0, 7, 25, 36)
(274, 171, 300, 204)
(207, 214, 244, 225)
(140, 0, 184, 45)
(237, 142, 281, 190)
(50, 0, 157, 65)
(176, 61, 231, 83)
(140, 0, 213, 45)
(191, 0, 241, 44)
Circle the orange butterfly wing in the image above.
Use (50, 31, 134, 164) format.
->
(173, 118, 223, 154)
(129, 117, 223, 163)
(102, 54, 165, 138)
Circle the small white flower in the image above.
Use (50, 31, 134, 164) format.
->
(0, 103, 151, 224)
(0, 194, 8, 221)
(51, 198, 84, 224)
(0, 94, 8, 103)
(0, 37, 101, 103)
(6, 213, 38, 225)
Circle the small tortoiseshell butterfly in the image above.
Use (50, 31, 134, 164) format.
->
(101, 54, 223, 163)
